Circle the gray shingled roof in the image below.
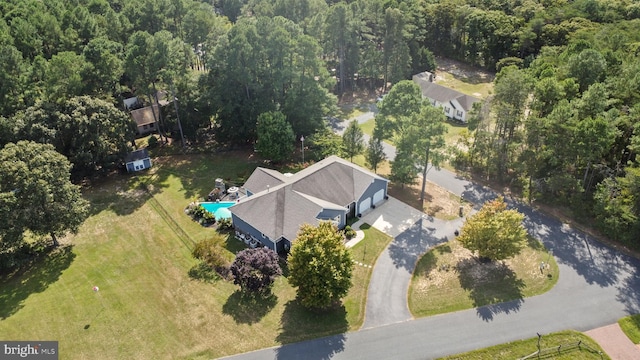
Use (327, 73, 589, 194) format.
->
(230, 156, 388, 242)
(125, 148, 150, 163)
(242, 167, 287, 194)
(412, 72, 479, 112)
(230, 185, 335, 242)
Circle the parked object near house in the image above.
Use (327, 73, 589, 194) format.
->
(413, 71, 479, 123)
(230, 156, 389, 254)
(125, 149, 152, 172)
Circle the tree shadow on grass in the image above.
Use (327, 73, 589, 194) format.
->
(275, 300, 348, 360)
(222, 290, 277, 324)
(0, 245, 75, 319)
(414, 244, 452, 278)
(84, 171, 168, 217)
(457, 257, 525, 322)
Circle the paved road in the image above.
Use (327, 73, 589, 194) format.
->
(222, 116, 640, 360)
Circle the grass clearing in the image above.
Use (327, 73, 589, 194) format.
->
(409, 237, 558, 318)
(444, 121, 470, 147)
(436, 71, 493, 99)
(619, 314, 640, 344)
(439, 330, 608, 360)
(0, 152, 390, 359)
(359, 117, 375, 136)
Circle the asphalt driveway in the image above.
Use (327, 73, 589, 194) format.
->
(360, 197, 465, 329)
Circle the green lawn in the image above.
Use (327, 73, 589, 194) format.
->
(359, 117, 375, 136)
(0, 152, 391, 359)
(439, 330, 609, 360)
(619, 314, 640, 344)
(436, 71, 493, 99)
(409, 237, 558, 317)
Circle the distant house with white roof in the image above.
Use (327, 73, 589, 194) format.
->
(412, 71, 480, 123)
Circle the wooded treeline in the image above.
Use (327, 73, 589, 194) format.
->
(1, 0, 640, 247)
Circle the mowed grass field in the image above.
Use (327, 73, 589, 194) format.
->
(0, 151, 392, 359)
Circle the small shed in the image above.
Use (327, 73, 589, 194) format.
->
(125, 149, 152, 172)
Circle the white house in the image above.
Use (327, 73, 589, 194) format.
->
(412, 71, 480, 123)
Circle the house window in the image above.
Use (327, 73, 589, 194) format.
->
(149, 123, 155, 128)
(444, 107, 450, 114)
(457, 110, 463, 117)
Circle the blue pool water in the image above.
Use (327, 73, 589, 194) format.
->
(200, 202, 235, 220)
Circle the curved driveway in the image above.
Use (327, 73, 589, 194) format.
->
(223, 118, 640, 359)
(359, 197, 465, 329)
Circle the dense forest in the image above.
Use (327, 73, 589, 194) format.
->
(1, 0, 640, 248)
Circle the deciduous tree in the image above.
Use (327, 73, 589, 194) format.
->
(230, 247, 282, 294)
(15, 96, 136, 177)
(0, 141, 89, 249)
(457, 197, 527, 262)
(288, 221, 353, 310)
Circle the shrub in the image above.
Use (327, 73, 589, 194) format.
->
(217, 218, 233, 231)
(191, 205, 206, 219)
(147, 135, 158, 148)
(201, 211, 216, 225)
(343, 225, 357, 240)
(187, 203, 213, 226)
(192, 236, 230, 277)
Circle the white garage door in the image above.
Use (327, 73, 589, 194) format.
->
(359, 197, 372, 214)
(373, 189, 385, 205)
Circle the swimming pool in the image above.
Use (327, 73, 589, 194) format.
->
(200, 202, 235, 220)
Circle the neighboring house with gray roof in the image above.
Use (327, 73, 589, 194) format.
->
(229, 156, 389, 253)
(413, 71, 480, 123)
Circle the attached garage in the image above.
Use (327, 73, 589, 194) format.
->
(373, 189, 385, 205)
(359, 197, 372, 214)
